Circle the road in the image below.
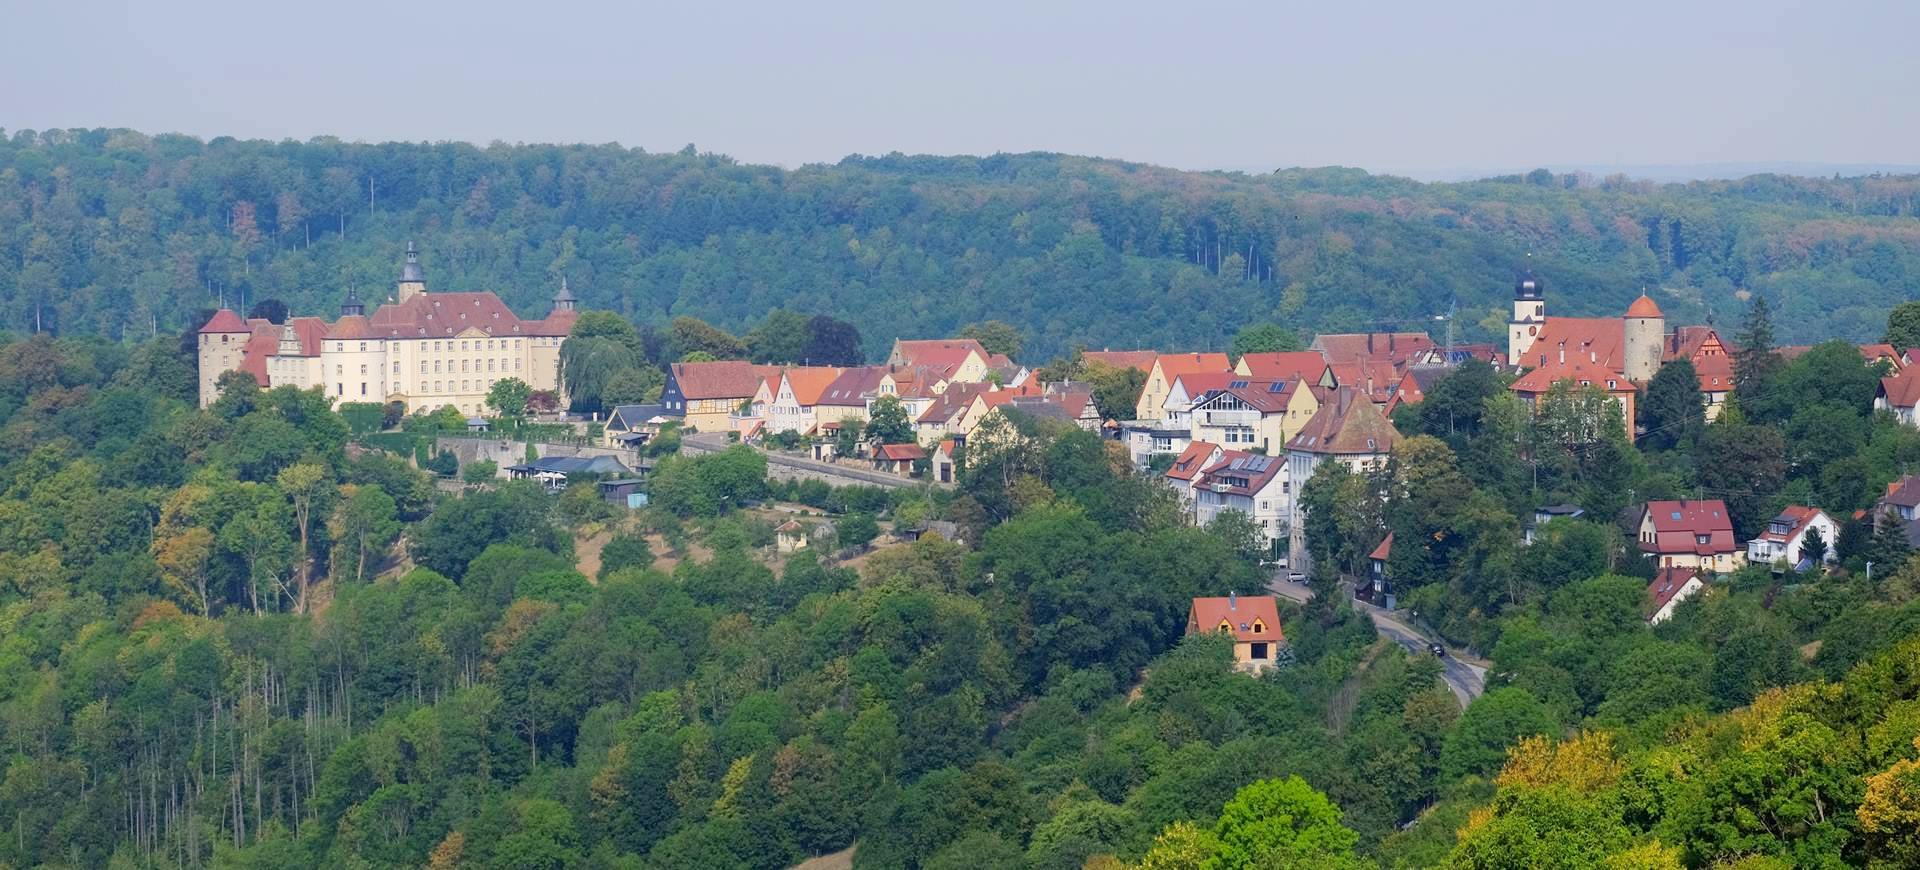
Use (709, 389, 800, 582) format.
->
(1268, 576, 1488, 707)
(683, 432, 926, 489)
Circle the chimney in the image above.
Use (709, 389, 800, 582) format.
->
(1228, 590, 1237, 610)
(1367, 334, 1374, 354)
(1558, 342, 1566, 365)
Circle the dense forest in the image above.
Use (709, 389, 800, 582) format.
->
(4, 290, 1920, 868)
(4, 128, 1920, 359)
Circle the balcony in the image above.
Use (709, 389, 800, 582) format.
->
(1201, 409, 1261, 427)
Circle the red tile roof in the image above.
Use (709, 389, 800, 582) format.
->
(1238, 351, 1330, 382)
(1082, 350, 1158, 372)
(236, 320, 280, 387)
(894, 339, 989, 369)
(1755, 505, 1827, 544)
(1154, 352, 1232, 379)
(876, 443, 926, 461)
(1640, 499, 1737, 556)
(1625, 294, 1664, 318)
(363, 292, 571, 339)
(1195, 378, 1297, 414)
(1311, 332, 1436, 365)
(1694, 353, 1734, 393)
(1169, 371, 1238, 402)
(1165, 441, 1222, 482)
(1520, 317, 1628, 371)
(199, 308, 248, 333)
(1646, 566, 1701, 613)
(1665, 325, 1726, 361)
(1286, 386, 1400, 455)
(1189, 595, 1284, 644)
(1194, 450, 1285, 497)
(1324, 358, 1401, 403)
(1880, 370, 1920, 409)
(671, 360, 784, 400)
(818, 366, 891, 406)
(323, 314, 373, 340)
(1510, 356, 1635, 395)
(782, 367, 847, 406)
(285, 317, 329, 356)
(1369, 533, 1393, 562)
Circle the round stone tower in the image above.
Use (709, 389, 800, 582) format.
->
(1623, 293, 1665, 382)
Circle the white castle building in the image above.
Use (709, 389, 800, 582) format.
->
(197, 243, 577, 414)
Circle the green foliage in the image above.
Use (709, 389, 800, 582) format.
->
(837, 513, 880, 551)
(1230, 322, 1306, 358)
(486, 377, 533, 418)
(865, 395, 915, 444)
(960, 320, 1024, 359)
(648, 446, 769, 517)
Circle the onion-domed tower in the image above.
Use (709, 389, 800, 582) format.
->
(1508, 270, 1545, 363)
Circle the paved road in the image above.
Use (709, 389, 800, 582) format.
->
(683, 433, 928, 489)
(1268, 576, 1487, 707)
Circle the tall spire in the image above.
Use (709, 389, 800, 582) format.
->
(396, 241, 426, 303)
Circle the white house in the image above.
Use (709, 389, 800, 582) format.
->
(1191, 451, 1289, 561)
(1745, 505, 1839, 571)
(1164, 441, 1224, 510)
(1283, 387, 1400, 574)
(1647, 566, 1705, 625)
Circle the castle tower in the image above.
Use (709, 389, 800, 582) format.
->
(1623, 293, 1665, 382)
(197, 308, 251, 408)
(1508, 270, 1545, 363)
(340, 289, 365, 318)
(552, 275, 577, 313)
(396, 241, 426, 303)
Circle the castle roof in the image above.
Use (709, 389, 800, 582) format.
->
(199, 308, 249, 333)
(1626, 294, 1664, 318)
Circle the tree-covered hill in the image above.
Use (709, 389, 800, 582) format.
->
(3, 128, 1918, 360)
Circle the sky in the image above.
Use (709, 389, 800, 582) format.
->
(3, 0, 1917, 178)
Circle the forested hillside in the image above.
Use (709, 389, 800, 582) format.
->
(3, 128, 1920, 359)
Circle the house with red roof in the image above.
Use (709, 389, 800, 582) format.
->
(663, 360, 786, 433)
(872, 442, 927, 477)
(1364, 534, 1394, 606)
(1163, 441, 1224, 508)
(1284, 387, 1401, 572)
(1746, 505, 1838, 571)
(1160, 371, 1239, 427)
(1637, 499, 1743, 573)
(1876, 367, 1920, 427)
(1135, 353, 1233, 420)
(1188, 377, 1320, 455)
(197, 243, 577, 415)
(1187, 593, 1287, 671)
(885, 338, 997, 384)
(1646, 566, 1705, 625)
(1310, 332, 1438, 368)
(1192, 450, 1289, 559)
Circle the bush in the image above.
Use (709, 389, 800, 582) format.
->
(423, 450, 459, 477)
(462, 459, 498, 484)
(598, 533, 656, 579)
(837, 513, 879, 551)
(337, 402, 385, 435)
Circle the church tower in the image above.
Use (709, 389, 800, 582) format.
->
(396, 241, 426, 303)
(1508, 270, 1545, 363)
(1623, 293, 1665, 382)
(552, 275, 577, 313)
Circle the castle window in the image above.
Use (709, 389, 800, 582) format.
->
(360, 365, 367, 375)
(419, 381, 427, 392)
(358, 342, 366, 352)
(434, 381, 442, 391)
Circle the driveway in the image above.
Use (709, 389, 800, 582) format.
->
(1267, 575, 1487, 707)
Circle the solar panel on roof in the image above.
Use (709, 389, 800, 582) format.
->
(1268, 382, 1286, 392)
(1229, 380, 1248, 389)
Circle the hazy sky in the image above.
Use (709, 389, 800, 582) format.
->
(4, 0, 1916, 176)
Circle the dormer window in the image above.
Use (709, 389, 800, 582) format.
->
(1217, 620, 1233, 633)
(1251, 619, 1266, 633)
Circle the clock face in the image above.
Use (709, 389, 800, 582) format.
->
(1529, 325, 1539, 336)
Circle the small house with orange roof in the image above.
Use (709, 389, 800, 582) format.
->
(1187, 593, 1287, 671)
(1136, 352, 1233, 420)
(886, 338, 994, 383)
(763, 366, 845, 434)
(872, 442, 927, 477)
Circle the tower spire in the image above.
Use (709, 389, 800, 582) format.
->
(396, 241, 426, 303)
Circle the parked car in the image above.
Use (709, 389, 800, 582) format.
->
(1428, 642, 1446, 658)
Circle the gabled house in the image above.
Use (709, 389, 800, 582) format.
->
(663, 360, 783, 433)
(1136, 353, 1233, 420)
(1877, 367, 1920, 427)
(931, 439, 959, 484)
(1694, 353, 1735, 422)
(814, 366, 890, 429)
(872, 442, 926, 476)
(1746, 505, 1839, 571)
(1637, 499, 1742, 573)
(1192, 450, 1289, 560)
(1164, 441, 1224, 508)
(1187, 593, 1286, 672)
(763, 367, 845, 434)
(1284, 386, 1401, 572)
(1646, 566, 1705, 625)
(914, 383, 992, 446)
(1161, 371, 1239, 428)
(885, 338, 994, 383)
(1188, 378, 1319, 455)
(1364, 534, 1393, 606)
(1382, 366, 1453, 416)
(1873, 475, 1920, 549)
(1311, 332, 1438, 368)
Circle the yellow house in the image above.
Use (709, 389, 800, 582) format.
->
(1187, 594, 1286, 672)
(1187, 378, 1322, 455)
(886, 339, 993, 384)
(1135, 353, 1232, 420)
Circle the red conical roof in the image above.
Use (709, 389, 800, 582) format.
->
(198, 308, 248, 333)
(1626, 294, 1664, 318)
